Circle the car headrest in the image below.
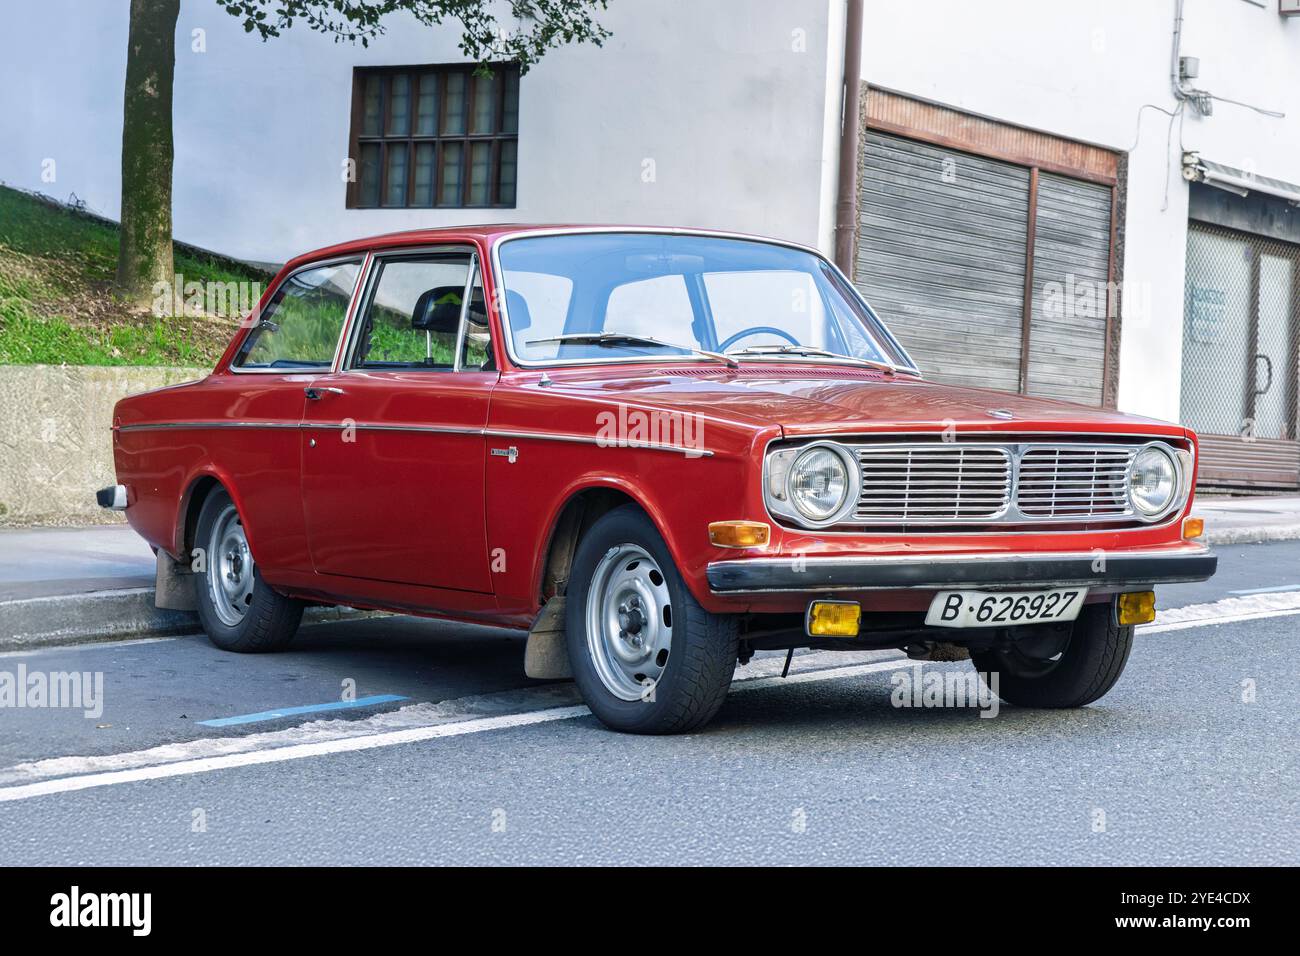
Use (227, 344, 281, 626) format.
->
(411, 286, 465, 334)
(505, 289, 532, 332)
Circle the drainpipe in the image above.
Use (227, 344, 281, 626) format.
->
(834, 0, 865, 275)
(1171, 0, 1188, 101)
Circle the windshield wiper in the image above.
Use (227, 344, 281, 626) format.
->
(725, 344, 894, 373)
(526, 332, 738, 368)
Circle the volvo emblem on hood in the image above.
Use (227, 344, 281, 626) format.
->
(988, 409, 1015, 420)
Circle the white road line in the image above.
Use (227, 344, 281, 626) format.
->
(0, 706, 592, 803)
(1145, 589, 1300, 633)
(3, 596, 1299, 803)
(0, 636, 180, 659)
(1141, 605, 1300, 634)
(0, 656, 909, 803)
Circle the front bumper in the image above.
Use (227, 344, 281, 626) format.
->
(706, 546, 1217, 594)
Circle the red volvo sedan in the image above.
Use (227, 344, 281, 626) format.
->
(101, 226, 1216, 733)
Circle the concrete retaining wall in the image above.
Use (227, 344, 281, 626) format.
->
(0, 365, 205, 524)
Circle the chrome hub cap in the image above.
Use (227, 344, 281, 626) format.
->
(207, 503, 254, 627)
(585, 544, 673, 701)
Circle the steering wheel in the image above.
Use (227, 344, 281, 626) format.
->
(718, 326, 801, 352)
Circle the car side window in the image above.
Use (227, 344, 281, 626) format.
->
(459, 266, 494, 370)
(235, 260, 361, 369)
(352, 254, 474, 370)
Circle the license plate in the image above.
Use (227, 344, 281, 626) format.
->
(925, 588, 1088, 628)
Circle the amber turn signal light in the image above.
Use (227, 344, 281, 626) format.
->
(1117, 591, 1157, 626)
(708, 521, 770, 548)
(806, 600, 862, 637)
(1183, 516, 1205, 540)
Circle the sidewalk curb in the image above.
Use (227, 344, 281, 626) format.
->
(0, 587, 379, 651)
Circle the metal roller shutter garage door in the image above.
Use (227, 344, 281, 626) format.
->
(854, 131, 1112, 405)
(855, 131, 1028, 394)
(1028, 172, 1112, 404)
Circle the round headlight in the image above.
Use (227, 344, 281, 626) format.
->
(789, 446, 851, 522)
(1129, 445, 1177, 517)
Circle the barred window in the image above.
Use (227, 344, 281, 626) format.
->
(347, 64, 519, 209)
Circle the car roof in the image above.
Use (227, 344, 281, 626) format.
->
(281, 224, 812, 273)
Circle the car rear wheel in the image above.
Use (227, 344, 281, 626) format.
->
(565, 506, 739, 734)
(194, 488, 304, 653)
(970, 602, 1133, 708)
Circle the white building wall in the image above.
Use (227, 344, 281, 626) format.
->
(857, 0, 1300, 425)
(1, 0, 836, 265)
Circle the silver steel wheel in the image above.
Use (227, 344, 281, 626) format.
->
(206, 502, 254, 627)
(584, 544, 673, 701)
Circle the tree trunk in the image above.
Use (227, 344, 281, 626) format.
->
(115, 0, 180, 308)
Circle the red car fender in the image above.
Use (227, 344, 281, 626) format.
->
(526, 473, 698, 610)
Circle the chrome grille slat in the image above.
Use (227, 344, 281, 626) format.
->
(837, 440, 1154, 527)
(854, 445, 1012, 522)
(1016, 446, 1135, 519)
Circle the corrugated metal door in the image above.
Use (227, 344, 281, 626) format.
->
(855, 131, 1028, 394)
(1027, 173, 1112, 403)
(855, 131, 1114, 406)
(1181, 222, 1300, 488)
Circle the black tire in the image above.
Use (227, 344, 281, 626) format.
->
(970, 602, 1133, 708)
(194, 488, 303, 653)
(565, 505, 739, 734)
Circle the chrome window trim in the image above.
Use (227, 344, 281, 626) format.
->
(451, 259, 478, 373)
(488, 226, 922, 374)
(337, 244, 482, 374)
(228, 253, 370, 375)
(761, 434, 1194, 535)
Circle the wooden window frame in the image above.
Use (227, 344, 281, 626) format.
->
(346, 63, 519, 210)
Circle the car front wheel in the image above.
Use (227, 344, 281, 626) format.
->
(565, 506, 739, 734)
(970, 602, 1133, 708)
(194, 488, 304, 653)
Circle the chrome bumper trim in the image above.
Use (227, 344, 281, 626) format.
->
(706, 547, 1218, 593)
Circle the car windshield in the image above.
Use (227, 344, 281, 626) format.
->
(496, 232, 915, 369)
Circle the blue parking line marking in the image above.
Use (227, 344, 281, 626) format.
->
(197, 694, 410, 727)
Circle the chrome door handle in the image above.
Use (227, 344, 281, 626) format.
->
(304, 386, 345, 400)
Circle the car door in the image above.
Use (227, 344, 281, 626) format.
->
(299, 245, 497, 592)
(219, 256, 366, 573)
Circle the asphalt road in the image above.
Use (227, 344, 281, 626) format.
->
(1, 541, 1298, 865)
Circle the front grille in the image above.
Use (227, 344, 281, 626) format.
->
(833, 440, 1156, 527)
(1016, 446, 1135, 518)
(855, 445, 1012, 521)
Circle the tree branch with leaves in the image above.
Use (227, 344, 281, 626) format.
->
(115, 0, 609, 306)
(215, 0, 609, 69)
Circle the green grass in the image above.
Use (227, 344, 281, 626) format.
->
(0, 185, 268, 366)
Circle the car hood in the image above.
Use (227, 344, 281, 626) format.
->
(539, 366, 1185, 439)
